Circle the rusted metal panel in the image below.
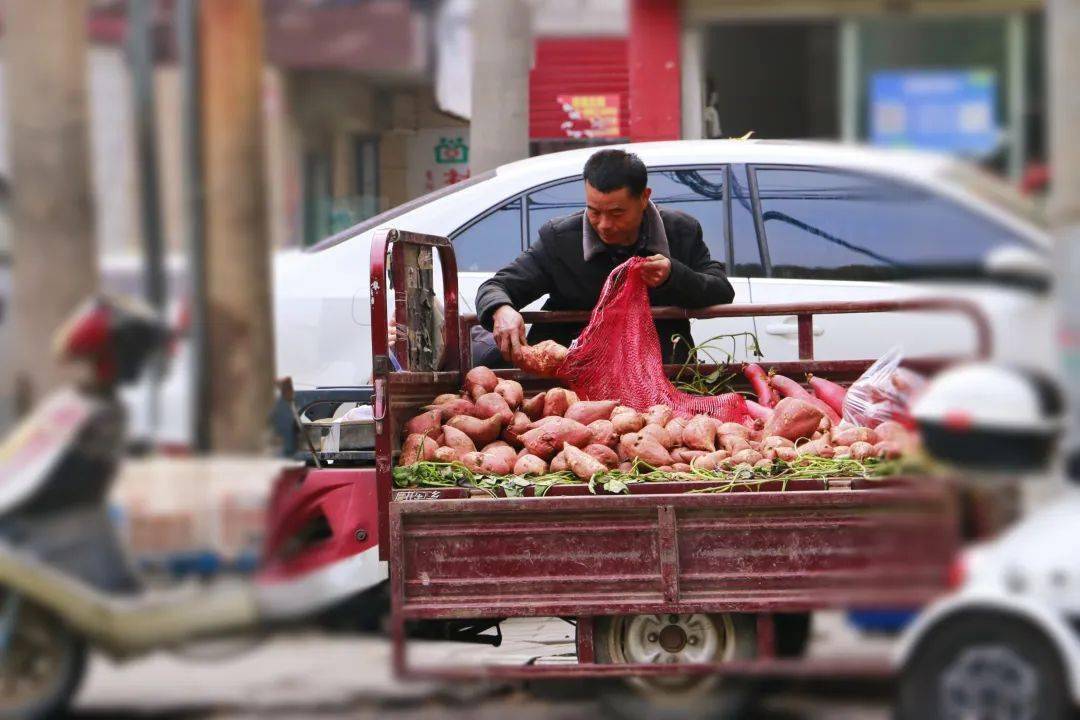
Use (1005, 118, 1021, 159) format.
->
(797, 313, 814, 359)
(756, 614, 776, 659)
(576, 617, 595, 664)
(390, 482, 958, 620)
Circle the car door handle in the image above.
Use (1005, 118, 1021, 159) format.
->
(765, 320, 824, 337)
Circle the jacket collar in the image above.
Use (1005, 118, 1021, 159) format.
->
(582, 201, 670, 262)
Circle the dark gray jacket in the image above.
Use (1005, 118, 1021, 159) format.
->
(476, 203, 734, 364)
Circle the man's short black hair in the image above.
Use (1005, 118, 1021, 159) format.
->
(583, 149, 648, 196)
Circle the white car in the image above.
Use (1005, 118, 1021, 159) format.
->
(895, 488, 1080, 719)
(274, 139, 1054, 392)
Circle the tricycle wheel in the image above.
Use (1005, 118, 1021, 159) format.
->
(0, 591, 87, 720)
(897, 612, 1069, 720)
(591, 613, 757, 718)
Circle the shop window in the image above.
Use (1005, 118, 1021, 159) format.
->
(754, 166, 1033, 281)
(452, 199, 523, 272)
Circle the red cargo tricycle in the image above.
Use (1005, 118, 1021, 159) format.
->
(369, 228, 1014, 707)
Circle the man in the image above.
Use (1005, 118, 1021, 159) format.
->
(476, 149, 735, 365)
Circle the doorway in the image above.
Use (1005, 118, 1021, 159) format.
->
(704, 22, 839, 140)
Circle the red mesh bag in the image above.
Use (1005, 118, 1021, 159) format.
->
(558, 256, 749, 423)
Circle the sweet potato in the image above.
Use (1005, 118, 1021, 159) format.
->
(796, 437, 834, 458)
(807, 374, 847, 416)
(664, 417, 687, 444)
(731, 449, 764, 466)
(587, 419, 618, 448)
(617, 462, 634, 472)
(743, 363, 777, 408)
(401, 433, 438, 465)
(831, 426, 879, 447)
(583, 443, 620, 469)
(404, 408, 443, 438)
(874, 441, 903, 459)
(475, 392, 514, 425)
(460, 451, 511, 475)
(808, 396, 842, 426)
(874, 421, 911, 444)
(745, 400, 774, 424)
(433, 393, 460, 405)
(682, 415, 717, 452)
(433, 446, 458, 463)
(465, 366, 499, 394)
(446, 414, 503, 446)
(549, 451, 568, 472)
(690, 450, 727, 470)
(494, 379, 524, 410)
(773, 446, 798, 462)
(482, 441, 518, 466)
(645, 405, 674, 428)
(770, 373, 814, 401)
(543, 388, 572, 418)
(618, 433, 674, 467)
(441, 425, 477, 457)
(753, 458, 773, 469)
(519, 417, 593, 459)
(611, 410, 646, 434)
(565, 400, 618, 426)
(762, 398, 825, 442)
(429, 398, 478, 418)
(832, 445, 851, 458)
(671, 448, 707, 464)
(502, 411, 532, 447)
(849, 441, 875, 461)
(640, 423, 675, 449)
(720, 435, 751, 454)
(718, 422, 751, 440)
(514, 454, 548, 475)
(512, 340, 568, 377)
(761, 435, 795, 451)
(522, 393, 546, 421)
(672, 463, 692, 473)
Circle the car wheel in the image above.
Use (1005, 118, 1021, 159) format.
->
(592, 613, 758, 720)
(0, 591, 87, 720)
(897, 612, 1071, 720)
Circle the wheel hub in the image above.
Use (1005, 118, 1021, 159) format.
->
(622, 614, 724, 665)
(940, 644, 1038, 720)
(658, 624, 688, 653)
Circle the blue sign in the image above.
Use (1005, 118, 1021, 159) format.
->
(869, 70, 1001, 156)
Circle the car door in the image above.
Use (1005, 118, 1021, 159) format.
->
(744, 164, 1050, 365)
(523, 169, 758, 362)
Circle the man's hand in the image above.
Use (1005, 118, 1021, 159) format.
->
(492, 305, 527, 361)
(640, 254, 672, 288)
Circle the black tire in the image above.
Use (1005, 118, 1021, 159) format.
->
(0, 595, 87, 720)
(897, 612, 1072, 720)
(592, 613, 758, 720)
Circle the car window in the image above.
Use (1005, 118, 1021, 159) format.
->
(753, 166, 1035, 281)
(730, 169, 764, 277)
(648, 170, 727, 267)
(527, 179, 582, 245)
(451, 198, 523, 272)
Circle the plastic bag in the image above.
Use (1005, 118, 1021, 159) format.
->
(842, 346, 927, 429)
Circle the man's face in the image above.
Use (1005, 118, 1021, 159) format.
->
(585, 182, 652, 247)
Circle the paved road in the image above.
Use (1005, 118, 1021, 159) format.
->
(72, 615, 895, 719)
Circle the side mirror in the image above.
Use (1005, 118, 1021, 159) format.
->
(984, 245, 1052, 291)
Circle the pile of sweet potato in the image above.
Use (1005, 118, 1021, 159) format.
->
(399, 365, 914, 481)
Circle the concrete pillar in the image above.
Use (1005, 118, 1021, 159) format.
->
(1048, 0, 1080, 449)
(199, 0, 275, 451)
(680, 26, 705, 140)
(628, 0, 681, 142)
(469, 0, 531, 173)
(3, 0, 97, 412)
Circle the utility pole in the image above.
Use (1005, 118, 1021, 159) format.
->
(469, 0, 531, 173)
(3, 0, 97, 413)
(1047, 0, 1080, 449)
(199, 0, 274, 451)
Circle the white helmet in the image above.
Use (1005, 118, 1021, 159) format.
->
(911, 363, 1062, 471)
